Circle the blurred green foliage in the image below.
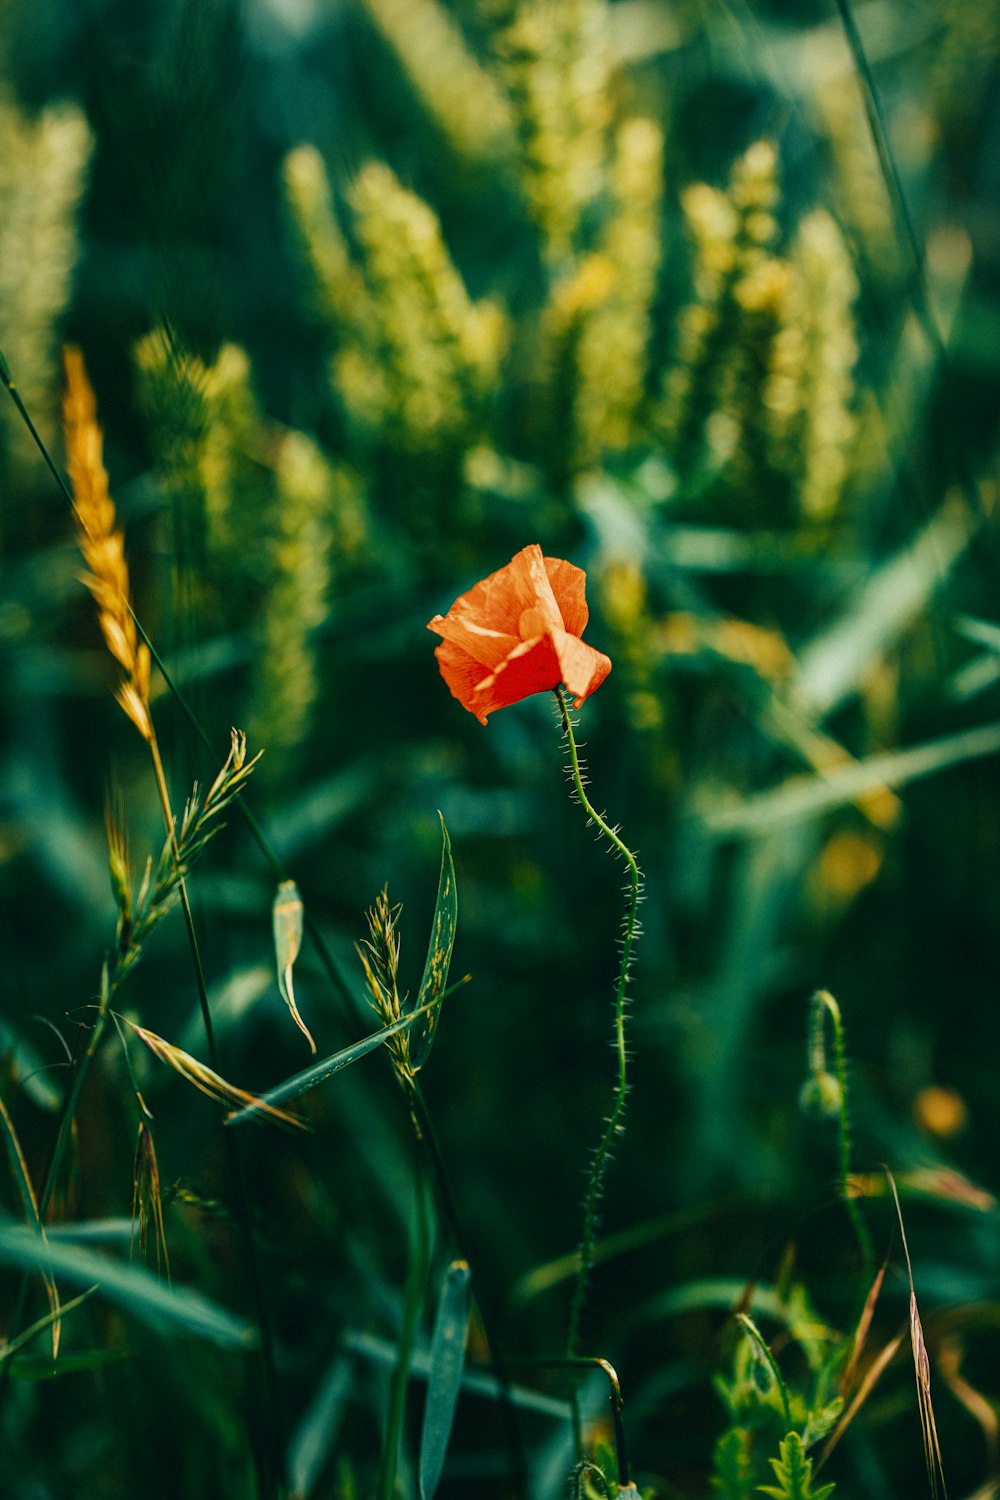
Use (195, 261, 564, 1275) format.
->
(2, 0, 1000, 1496)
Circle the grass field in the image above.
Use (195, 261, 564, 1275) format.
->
(2, 1, 1000, 1496)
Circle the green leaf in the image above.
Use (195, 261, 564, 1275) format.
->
(7, 1347, 130, 1380)
(801, 1398, 844, 1449)
(0, 1286, 97, 1366)
(409, 814, 457, 1071)
(419, 1259, 472, 1500)
(711, 1427, 754, 1500)
(758, 1432, 835, 1500)
(0, 1097, 61, 1357)
(0, 1220, 254, 1348)
(225, 993, 448, 1126)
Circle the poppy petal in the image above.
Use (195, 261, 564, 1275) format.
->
(544, 557, 589, 636)
(428, 545, 611, 721)
(471, 634, 563, 719)
(427, 611, 518, 670)
(551, 629, 612, 706)
(432, 638, 496, 724)
(457, 544, 562, 638)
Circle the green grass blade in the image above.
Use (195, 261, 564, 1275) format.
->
(376, 1172, 432, 1500)
(409, 813, 457, 1070)
(0, 1098, 61, 1357)
(287, 1354, 353, 1499)
(0, 1287, 97, 1365)
(419, 1259, 472, 1500)
(0, 1221, 254, 1348)
(225, 992, 450, 1126)
(702, 721, 1000, 838)
(7, 1347, 130, 1380)
(796, 496, 975, 719)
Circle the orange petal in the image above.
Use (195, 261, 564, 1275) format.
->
(552, 629, 612, 706)
(471, 635, 564, 719)
(544, 556, 589, 636)
(427, 611, 518, 670)
(452, 544, 563, 638)
(428, 546, 611, 721)
(432, 638, 495, 723)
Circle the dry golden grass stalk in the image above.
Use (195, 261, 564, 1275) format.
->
(62, 345, 151, 741)
(126, 1020, 304, 1129)
(887, 1168, 948, 1499)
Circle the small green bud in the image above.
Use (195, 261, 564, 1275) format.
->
(799, 1071, 842, 1119)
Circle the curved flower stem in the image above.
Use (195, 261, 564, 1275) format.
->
(809, 990, 875, 1287)
(554, 689, 642, 1380)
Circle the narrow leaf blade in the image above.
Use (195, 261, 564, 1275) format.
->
(225, 995, 444, 1125)
(0, 1220, 253, 1348)
(410, 814, 457, 1070)
(0, 1097, 61, 1357)
(419, 1259, 472, 1500)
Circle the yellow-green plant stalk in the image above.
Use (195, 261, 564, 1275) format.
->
(360, 0, 514, 162)
(283, 145, 371, 333)
(767, 211, 859, 522)
(494, 0, 611, 261)
(248, 430, 334, 778)
(555, 689, 643, 1382)
(538, 252, 616, 482)
(663, 139, 787, 496)
(574, 117, 664, 460)
(346, 161, 508, 456)
(0, 95, 91, 481)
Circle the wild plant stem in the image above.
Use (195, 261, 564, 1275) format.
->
(811, 990, 875, 1287)
(147, 733, 218, 1064)
(554, 688, 642, 1373)
(146, 730, 286, 1498)
(410, 1082, 530, 1497)
(375, 1163, 431, 1500)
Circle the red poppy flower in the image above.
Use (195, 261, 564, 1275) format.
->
(427, 544, 612, 723)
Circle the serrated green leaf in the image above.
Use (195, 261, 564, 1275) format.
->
(801, 1398, 844, 1449)
(419, 1259, 472, 1500)
(409, 814, 457, 1071)
(758, 1432, 835, 1500)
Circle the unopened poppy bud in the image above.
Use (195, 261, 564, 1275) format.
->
(799, 1071, 842, 1119)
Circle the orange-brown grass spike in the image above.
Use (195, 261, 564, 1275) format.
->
(62, 345, 152, 741)
(887, 1169, 948, 1499)
(126, 1020, 305, 1130)
(131, 1121, 170, 1280)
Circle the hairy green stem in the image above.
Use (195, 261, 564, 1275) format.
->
(809, 990, 874, 1287)
(554, 688, 642, 1377)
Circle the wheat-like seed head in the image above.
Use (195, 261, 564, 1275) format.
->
(62, 345, 152, 741)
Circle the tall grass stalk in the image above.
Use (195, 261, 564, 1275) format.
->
(61, 348, 288, 1496)
(555, 687, 642, 1420)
